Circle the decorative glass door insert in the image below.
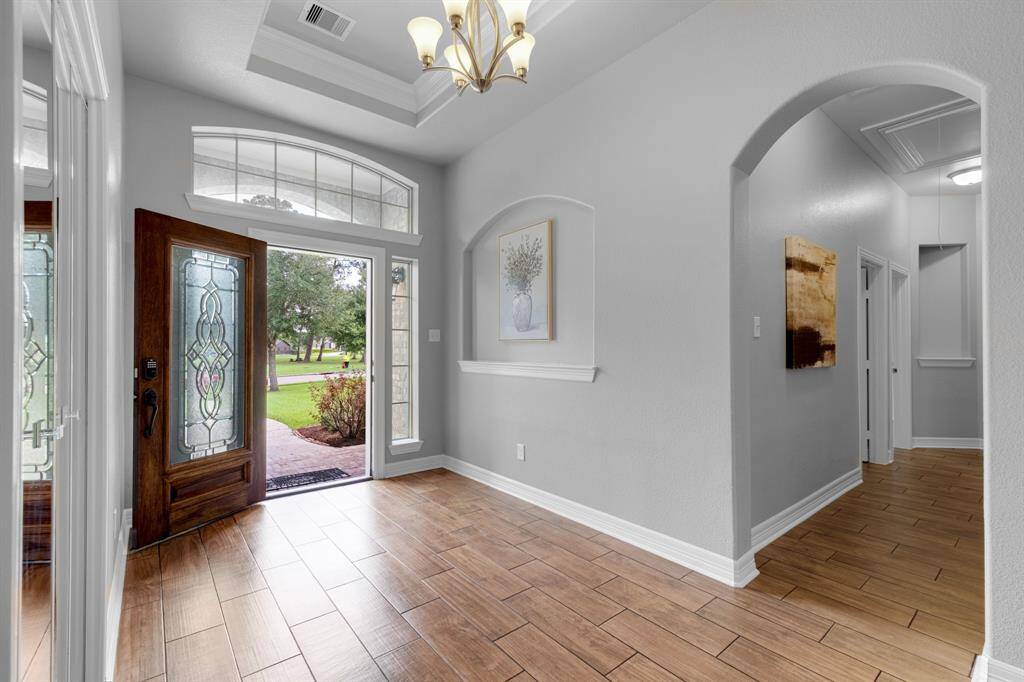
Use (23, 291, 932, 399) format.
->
(169, 246, 247, 465)
(22, 232, 54, 479)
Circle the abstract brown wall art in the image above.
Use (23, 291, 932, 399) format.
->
(785, 236, 837, 368)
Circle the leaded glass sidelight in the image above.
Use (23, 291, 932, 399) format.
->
(22, 232, 54, 480)
(169, 246, 247, 465)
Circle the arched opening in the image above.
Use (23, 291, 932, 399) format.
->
(730, 64, 987, 663)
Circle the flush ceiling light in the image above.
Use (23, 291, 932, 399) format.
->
(407, 0, 535, 95)
(948, 166, 982, 186)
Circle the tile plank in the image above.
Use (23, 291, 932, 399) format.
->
(496, 624, 605, 682)
(327, 578, 419, 657)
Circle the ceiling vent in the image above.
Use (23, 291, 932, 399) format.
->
(300, 1, 355, 41)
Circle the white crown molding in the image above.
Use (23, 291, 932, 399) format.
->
(912, 437, 984, 450)
(251, 25, 418, 112)
(751, 467, 863, 552)
(184, 193, 424, 247)
(53, 0, 109, 100)
(458, 360, 597, 382)
(103, 509, 131, 681)
(441, 455, 757, 587)
(917, 356, 976, 367)
(973, 654, 1024, 682)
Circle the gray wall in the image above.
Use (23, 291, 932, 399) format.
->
(910, 194, 982, 440)
(123, 75, 447, 508)
(441, 1, 1024, 667)
(747, 110, 909, 526)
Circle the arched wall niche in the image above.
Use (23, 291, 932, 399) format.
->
(728, 63, 985, 561)
(460, 195, 596, 367)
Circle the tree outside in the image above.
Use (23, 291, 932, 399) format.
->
(266, 249, 367, 392)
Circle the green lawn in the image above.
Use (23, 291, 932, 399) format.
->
(266, 381, 319, 429)
(269, 351, 365, 378)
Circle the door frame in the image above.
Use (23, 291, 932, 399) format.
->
(249, 229, 387, 481)
(889, 263, 912, 453)
(857, 247, 890, 465)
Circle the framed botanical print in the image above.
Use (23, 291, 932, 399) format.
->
(498, 220, 552, 341)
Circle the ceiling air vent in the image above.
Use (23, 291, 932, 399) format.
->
(300, 1, 355, 41)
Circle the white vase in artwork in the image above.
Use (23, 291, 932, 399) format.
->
(512, 292, 533, 332)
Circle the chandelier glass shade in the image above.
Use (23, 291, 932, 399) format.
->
(407, 0, 535, 95)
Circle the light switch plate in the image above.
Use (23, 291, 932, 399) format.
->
(753, 316, 761, 338)
(515, 443, 526, 461)
(428, 329, 441, 342)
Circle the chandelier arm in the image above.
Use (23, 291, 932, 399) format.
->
(484, 0, 502, 81)
(486, 34, 522, 81)
(451, 25, 484, 80)
(423, 64, 473, 81)
(491, 73, 527, 84)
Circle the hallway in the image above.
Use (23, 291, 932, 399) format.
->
(114, 448, 983, 682)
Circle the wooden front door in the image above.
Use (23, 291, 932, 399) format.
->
(133, 209, 267, 547)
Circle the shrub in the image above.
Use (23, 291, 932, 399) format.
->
(310, 373, 366, 439)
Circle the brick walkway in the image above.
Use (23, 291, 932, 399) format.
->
(265, 418, 366, 483)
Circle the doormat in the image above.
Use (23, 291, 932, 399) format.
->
(266, 467, 350, 492)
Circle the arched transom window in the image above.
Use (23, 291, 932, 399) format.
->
(192, 128, 415, 234)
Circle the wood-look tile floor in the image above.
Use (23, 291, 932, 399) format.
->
(115, 447, 984, 682)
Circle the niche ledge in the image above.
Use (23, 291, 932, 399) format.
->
(458, 360, 597, 383)
(917, 357, 976, 367)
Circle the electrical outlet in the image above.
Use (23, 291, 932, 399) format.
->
(753, 315, 761, 338)
(428, 329, 441, 342)
(515, 443, 526, 461)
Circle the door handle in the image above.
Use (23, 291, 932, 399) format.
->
(142, 388, 159, 438)
(31, 419, 64, 448)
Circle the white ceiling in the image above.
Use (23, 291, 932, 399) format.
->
(118, 0, 710, 163)
(820, 85, 982, 196)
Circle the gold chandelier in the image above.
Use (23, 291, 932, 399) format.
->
(407, 0, 535, 95)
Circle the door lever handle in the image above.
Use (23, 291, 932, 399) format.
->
(31, 420, 64, 448)
(142, 388, 159, 438)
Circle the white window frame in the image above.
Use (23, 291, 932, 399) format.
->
(185, 126, 422, 246)
(389, 257, 421, 455)
(22, 81, 52, 188)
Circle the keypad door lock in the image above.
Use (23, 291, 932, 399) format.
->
(142, 357, 158, 381)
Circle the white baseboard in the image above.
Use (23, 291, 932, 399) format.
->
(912, 437, 984, 449)
(382, 454, 447, 478)
(973, 654, 1024, 682)
(104, 508, 132, 681)
(750, 468, 862, 553)
(441, 456, 758, 587)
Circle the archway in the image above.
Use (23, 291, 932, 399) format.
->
(729, 63, 986, 573)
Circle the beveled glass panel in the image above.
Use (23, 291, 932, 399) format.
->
(22, 232, 54, 479)
(277, 180, 316, 216)
(193, 136, 235, 170)
(277, 144, 315, 187)
(392, 295, 408, 329)
(317, 153, 352, 193)
(353, 166, 381, 201)
(237, 138, 275, 178)
(392, 366, 409, 403)
(381, 177, 409, 207)
(194, 162, 236, 202)
(316, 188, 352, 222)
(353, 197, 381, 228)
(169, 246, 247, 465)
(237, 171, 277, 209)
(392, 330, 409, 366)
(381, 204, 410, 233)
(392, 402, 410, 441)
(391, 262, 409, 296)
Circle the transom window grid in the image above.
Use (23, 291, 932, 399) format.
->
(193, 134, 412, 233)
